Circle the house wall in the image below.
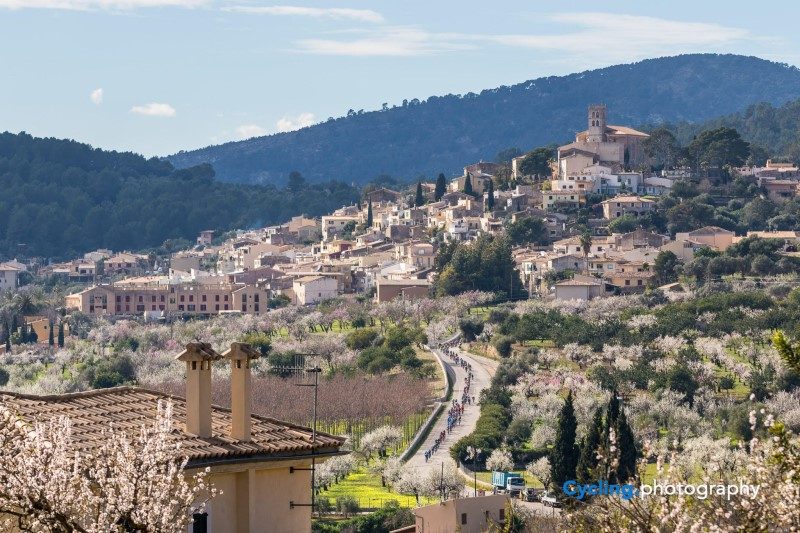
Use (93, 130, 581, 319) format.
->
(197, 458, 316, 533)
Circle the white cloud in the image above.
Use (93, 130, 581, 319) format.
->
(293, 13, 747, 59)
(276, 112, 316, 132)
(129, 102, 176, 117)
(235, 124, 267, 139)
(486, 13, 748, 57)
(224, 5, 383, 23)
(90, 88, 103, 105)
(296, 27, 472, 57)
(0, 0, 204, 8)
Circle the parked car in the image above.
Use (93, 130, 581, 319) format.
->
(541, 492, 561, 507)
(522, 487, 540, 502)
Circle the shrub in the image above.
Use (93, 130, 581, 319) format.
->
(346, 328, 380, 350)
(459, 317, 484, 341)
(336, 495, 360, 517)
(491, 335, 514, 358)
(81, 354, 136, 389)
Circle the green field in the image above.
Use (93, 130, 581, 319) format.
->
(318, 471, 435, 510)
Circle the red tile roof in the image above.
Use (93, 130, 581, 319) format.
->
(0, 386, 345, 466)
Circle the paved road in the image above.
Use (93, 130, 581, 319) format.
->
(404, 345, 496, 477)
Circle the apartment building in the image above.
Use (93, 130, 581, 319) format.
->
(66, 276, 271, 316)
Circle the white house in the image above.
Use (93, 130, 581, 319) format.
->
(0, 263, 21, 290)
(292, 275, 338, 305)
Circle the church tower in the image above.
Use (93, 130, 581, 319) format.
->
(587, 104, 607, 143)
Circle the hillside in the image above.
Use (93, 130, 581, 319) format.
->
(0, 132, 358, 259)
(168, 54, 800, 185)
(667, 98, 800, 160)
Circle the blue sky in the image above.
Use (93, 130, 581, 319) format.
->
(0, 0, 797, 156)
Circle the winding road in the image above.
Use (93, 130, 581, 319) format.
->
(404, 344, 497, 477)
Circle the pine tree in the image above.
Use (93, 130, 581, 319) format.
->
(57, 320, 65, 348)
(549, 391, 578, 489)
(435, 173, 447, 201)
(366, 199, 373, 227)
(463, 175, 474, 197)
(615, 409, 637, 483)
(486, 179, 495, 211)
(576, 407, 603, 484)
(415, 181, 424, 207)
(48, 320, 54, 347)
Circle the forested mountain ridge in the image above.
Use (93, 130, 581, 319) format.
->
(666, 98, 800, 161)
(0, 132, 359, 259)
(168, 54, 800, 185)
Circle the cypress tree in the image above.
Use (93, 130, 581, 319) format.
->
(366, 199, 373, 227)
(549, 391, 578, 489)
(486, 179, 495, 211)
(57, 320, 65, 348)
(606, 392, 620, 428)
(48, 320, 54, 347)
(463, 175, 474, 197)
(615, 409, 638, 482)
(576, 407, 603, 484)
(435, 173, 447, 201)
(4, 334, 9, 352)
(415, 181, 424, 207)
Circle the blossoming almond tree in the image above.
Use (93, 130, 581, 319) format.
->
(0, 400, 215, 533)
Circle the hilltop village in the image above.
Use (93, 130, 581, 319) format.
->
(1, 105, 788, 316)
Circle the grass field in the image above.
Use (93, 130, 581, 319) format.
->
(318, 471, 435, 510)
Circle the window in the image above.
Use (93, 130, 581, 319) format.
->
(160, 295, 165, 302)
(189, 295, 194, 302)
(178, 305, 184, 311)
(151, 295, 156, 302)
(215, 295, 220, 302)
(200, 304, 207, 311)
(180, 295, 185, 302)
(625, 280, 631, 286)
(254, 303, 259, 312)
(241, 305, 247, 312)
(202, 294, 207, 302)
(499, 508, 506, 521)
(188, 305, 196, 311)
(254, 294, 259, 303)
(192, 512, 208, 533)
(215, 304, 220, 311)
(242, 294, 247, 302)
(224, 295, 229, 302)
(637, 279, 643, 286)
(125, 295, 130, 302)
(125, 305, 129, 312)
(224, 304, 229, 310)
(116, 295, 121, 303)
(116, 305, 121, 312)
(461, 513, 467, 525)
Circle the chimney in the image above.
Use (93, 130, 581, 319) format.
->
(176, 342, 222, 438)
(223, 342, 260, 441)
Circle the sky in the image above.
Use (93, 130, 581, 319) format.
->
(0, 0, 798, 157)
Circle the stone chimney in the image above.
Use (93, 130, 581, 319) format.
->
(176, 342, 222, 438)
(222, 342, 260, 441)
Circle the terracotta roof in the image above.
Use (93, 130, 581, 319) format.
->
(606, 125, 649, 137)
(0, 386, 345, 467)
